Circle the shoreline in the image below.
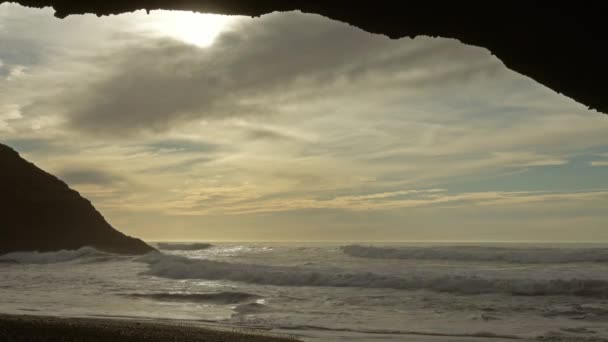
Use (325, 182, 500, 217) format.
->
(0, 314, 297, 342)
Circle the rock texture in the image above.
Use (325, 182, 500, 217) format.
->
(1, 1, 607, 115)
(0, 143, 154, 255)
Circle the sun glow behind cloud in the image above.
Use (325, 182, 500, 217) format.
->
(138, 10, 236, 47)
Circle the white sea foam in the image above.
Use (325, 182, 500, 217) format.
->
(138, 253, 608, 298)
(156, 243, 213, 251)
(0, 247, 113, 264)
(341, 245, 608, 263)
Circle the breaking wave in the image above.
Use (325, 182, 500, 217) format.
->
(138, 253, 608, 298)
(156, 243, 213, 251)
(0, 247, 116, 264)
(233, 302, 270, 315)
(341, 245, 608, 263)
(126, 291, 261, 304)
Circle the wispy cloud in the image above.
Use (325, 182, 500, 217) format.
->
(0, 104, 21, 132)
(162, 188, 608, 216)
(590, 153, 608, 166)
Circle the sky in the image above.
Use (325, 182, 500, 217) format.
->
(1, 4, 608, 242)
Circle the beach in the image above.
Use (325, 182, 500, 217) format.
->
(0, 314, 295, 342)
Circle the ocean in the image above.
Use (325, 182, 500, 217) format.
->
(1, 242, 608, 341)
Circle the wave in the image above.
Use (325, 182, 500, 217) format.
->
(156, 243, 213, 251)
(138, 253, 608, 298)
(125, 291, 261, 304)
(277, 324, 522, 339)
(341, 245, 608, 263)
(233, 302, 270, 315)
(0, 247, 116, 264)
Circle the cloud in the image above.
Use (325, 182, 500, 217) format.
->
(57, 167, 124, 186)
(1, 137, 74, 154)
(245, 127, 299, 141)
(4, 64, 26, 80)
(19, 11, 508, 136)
(0, 104, 21, 132)
(143, 138, 218, 153)
(164, 187, 608, 216)
(589, 153, 608, 166)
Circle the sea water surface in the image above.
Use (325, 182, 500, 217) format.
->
(2, 242, 608, 341)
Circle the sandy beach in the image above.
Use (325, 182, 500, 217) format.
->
(0, 314, 296, 342)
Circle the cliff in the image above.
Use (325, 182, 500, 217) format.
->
(0, 143, 155, 255)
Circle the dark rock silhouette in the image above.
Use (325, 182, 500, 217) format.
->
(0, 143, 155, 255)
(2, 1, 606, 115)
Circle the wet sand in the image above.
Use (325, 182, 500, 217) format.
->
(0, 314, 297, 341)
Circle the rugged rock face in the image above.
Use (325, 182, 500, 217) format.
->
(2, 1, 607, 115)
(0, 143, 155, 255)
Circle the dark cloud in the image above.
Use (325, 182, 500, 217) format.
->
(24, 11, 503, 137)
(57, 167, 123, 186)
(245, 127, 299, 141)
(56, 13, 387, 134)
(2, 138, 74, 154)
(0, 37, 47, 68)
